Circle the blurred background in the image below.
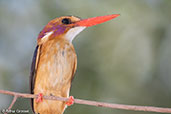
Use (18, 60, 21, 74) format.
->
(0, 0, 171, 114)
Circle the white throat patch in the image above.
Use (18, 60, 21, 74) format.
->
(65, 27, 86, 42)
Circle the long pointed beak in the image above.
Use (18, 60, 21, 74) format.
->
(75, 14, 120, 27)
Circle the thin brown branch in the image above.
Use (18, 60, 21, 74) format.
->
(8, 95, 18, 110)
(0, 89, 171, 113)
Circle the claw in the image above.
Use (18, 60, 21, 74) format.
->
(66, 96, 74, 106)
(36, 93, 43, 102)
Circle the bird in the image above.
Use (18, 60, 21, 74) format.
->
(30, 14, 120, 114)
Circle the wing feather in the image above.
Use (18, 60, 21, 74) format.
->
(71, 54, 77, 82)
(29, 45, 41, 113)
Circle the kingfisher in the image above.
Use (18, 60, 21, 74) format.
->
(30, 14, 120, 114)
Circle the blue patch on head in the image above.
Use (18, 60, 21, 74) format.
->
(54, 25, 66, 35)
(38, 25, 67, 39)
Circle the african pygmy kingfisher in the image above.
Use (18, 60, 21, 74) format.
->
(30, 14, 120, 114)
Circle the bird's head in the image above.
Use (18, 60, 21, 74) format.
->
(37, 14, 120, 44)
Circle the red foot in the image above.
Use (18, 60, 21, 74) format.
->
(36, 93, 43, 102)
(66, 96, 74, 106)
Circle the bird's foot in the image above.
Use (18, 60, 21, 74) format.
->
(36, 93, 43, 102)
(66, 96, 74, 106)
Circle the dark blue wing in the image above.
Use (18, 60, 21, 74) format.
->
(29, 45, 40, 113)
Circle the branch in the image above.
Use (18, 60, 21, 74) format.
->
(0, 89, 171, 113)
(8, 95, 18, 110)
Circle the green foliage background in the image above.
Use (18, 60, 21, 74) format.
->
(0, 0, 171, 114)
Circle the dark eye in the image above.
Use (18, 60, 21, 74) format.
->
(62, 18, 71, 24)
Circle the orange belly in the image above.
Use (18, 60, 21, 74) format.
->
(34, 39, 77, 114)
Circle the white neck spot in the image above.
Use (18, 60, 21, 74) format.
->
(41, 31, 54, 43)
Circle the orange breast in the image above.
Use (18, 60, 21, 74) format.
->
(34, 38, 77, 114)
